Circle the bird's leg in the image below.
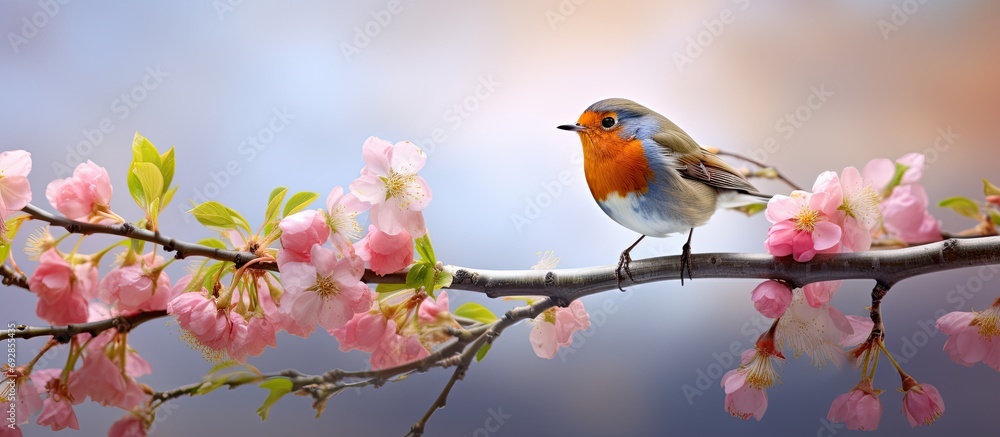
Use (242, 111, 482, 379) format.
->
(616, 235, 645, 291)
(681, 228, 694, 286)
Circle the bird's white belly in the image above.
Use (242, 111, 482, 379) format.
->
(597, 193, 691, 237)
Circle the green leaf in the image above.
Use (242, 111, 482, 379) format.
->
(131, 162, 164, 209)
(939, 196, 981, 220)
(406, 262, 432, 289)
(376, 282, 410, 295)
(884, 162, 909, 195)
(475, 343, 492, 362)
(226, 206, 252, 234)
(131, 132, 162, 167)
(161, 186, 178, 210)
(190, 201, 237, 231)
(265, 187, 288, 224)
(414, 234, 435, 263)
(159, 146, 176, 192)
(984, 179, 1000, 197)
(990, 210, 1000, 226)
(257, 378, 293, 421)
(434, 271, 453, 290)
(730, 202, 767, 217)
(127, 165, 145, 207)
(0, 216, 28, 261)
(283, 191, 319, 217)
(453, 302, 498, 324)
(130, 238, 145, 254)
(198, 238, 228, 250)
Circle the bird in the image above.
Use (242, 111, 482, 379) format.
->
(557, 98, 770, 290)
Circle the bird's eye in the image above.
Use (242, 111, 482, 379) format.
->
(601, 117, 616, 128)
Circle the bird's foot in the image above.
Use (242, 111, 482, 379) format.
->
(616, 250, 635, 292)
(680, 242, 693, 286)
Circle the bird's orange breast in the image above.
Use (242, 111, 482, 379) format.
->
(580, 133, 655, 201)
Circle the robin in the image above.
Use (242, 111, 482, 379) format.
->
(558, 98, 769, 290)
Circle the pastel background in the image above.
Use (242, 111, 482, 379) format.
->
(3, 1, 998, 435)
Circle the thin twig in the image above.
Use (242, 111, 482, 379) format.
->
(0, 263, 28, 289)
(711, 149, 805, 191)
(15, 203, 406, 284)
(11, 310, 167, 342)
(406, 299, 554, 436)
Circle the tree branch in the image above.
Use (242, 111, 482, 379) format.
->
(11, 237, 1000, 344)
(446, 236, 1000, 301)
(16, 203, 404, 284)
(10, 310, 167, 342)
(0, 263, 28, 290)
(21, 204, 274, 270)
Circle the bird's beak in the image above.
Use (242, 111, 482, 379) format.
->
(557, 124, 586, 132)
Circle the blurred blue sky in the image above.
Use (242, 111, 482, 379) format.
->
(3, 1, 999, 436)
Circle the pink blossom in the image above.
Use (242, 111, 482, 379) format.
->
(750, 281, 792, 318)
(1, 367, 42, 425)
(225, 310, 277, 363)
(863, 153, 941, 244)
(419, 291, 450, 323)
(279, 245, 373, 334)
(881, 184, 941, 244)
(765, 189, 842, 262)
(937, 308, 1000, 370)
(255, 277, 312, 338)
(167, 290, 232, 351)
(31, 369, 80, 431)
(98, 253, 172, 312)
(0, 150, 32, 218)
(827, 379, 882, 430)
(28, 250, 91, 325)
(529, 300, 591, 359)
(45, 160, 113, 222)
(370, 320, 430, 370)
(69, 351, 146, 410)
(277, 209, 330, 267)
(837, 166, 881, 252)
(332, 311, 390, 352)
(355, 225, 414, 276)
(350, 137, 431, 235)
(863, 153, 925, 194)
(108, 413, 148, 437)
(0, 425, 23, 437)
(721, 369, 768, 421)
(326, 186, 369, 253)
(777, 290, 870, 367)
(901, 381, 945, 427)
(803, 280, 841, 308)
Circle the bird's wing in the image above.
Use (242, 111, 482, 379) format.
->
(651, 131, 759, 193)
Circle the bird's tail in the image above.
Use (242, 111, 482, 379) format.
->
(717, 190, 772, 209)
